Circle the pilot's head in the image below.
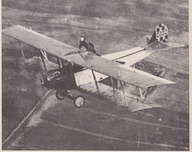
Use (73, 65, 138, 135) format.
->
(80, 35, 86, 41)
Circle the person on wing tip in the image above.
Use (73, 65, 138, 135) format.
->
(78, 35, 101, 56)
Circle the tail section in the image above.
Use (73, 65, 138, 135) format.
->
(148, 23, 169, 44)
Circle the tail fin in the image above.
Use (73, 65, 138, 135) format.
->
(148, 23, 169, 44)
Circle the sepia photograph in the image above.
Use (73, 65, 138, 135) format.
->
(2, 0, 189, 150)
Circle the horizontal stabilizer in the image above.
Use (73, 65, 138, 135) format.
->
(166, 42, 185, 48)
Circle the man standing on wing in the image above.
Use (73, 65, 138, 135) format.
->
(78, 36, 100, 56)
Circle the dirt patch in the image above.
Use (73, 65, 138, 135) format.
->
(2, 46, 47, 140)
(27, 94, 59, 127)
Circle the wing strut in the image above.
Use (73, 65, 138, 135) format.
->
(18, 41, 26, 59)
(110, 77, 116, 102)
(139, 88, 145, 103)
(39, 49, 47, 72)
(91, 70, 100, 94)
(120, 80, 129, 108)
(57, 57, 63, 68)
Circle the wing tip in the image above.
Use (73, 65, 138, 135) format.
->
(166, 81, 175, 85)
(160, 78, 175, 85)
(166, 42, 186, 48)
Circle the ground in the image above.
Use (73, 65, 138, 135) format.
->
(2, 0, 189, 150)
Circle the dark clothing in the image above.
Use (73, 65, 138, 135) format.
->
(79, 40, 88, 50)
(79, 40, 96, 54)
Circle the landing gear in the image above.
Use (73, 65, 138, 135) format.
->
(73, 95, 85, 108)
(56, 90, 67, 100)
(55, 90, 85, 108)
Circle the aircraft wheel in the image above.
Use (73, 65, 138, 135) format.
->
(56, 90, 67, 100)
(73, 95, 85, 108)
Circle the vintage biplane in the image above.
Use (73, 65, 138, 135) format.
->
(2, 24, 185, 111)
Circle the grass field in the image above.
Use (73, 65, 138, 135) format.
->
(2, 0, 189, 150)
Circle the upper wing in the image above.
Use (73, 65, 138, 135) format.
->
(2, 25, 78, 56)
(64, 53, 174, 88)
(102, 47, 155, 68)
(2, 25, 175, 88)
(102, 48, 154, 67)
(102, 47, 144, 60)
